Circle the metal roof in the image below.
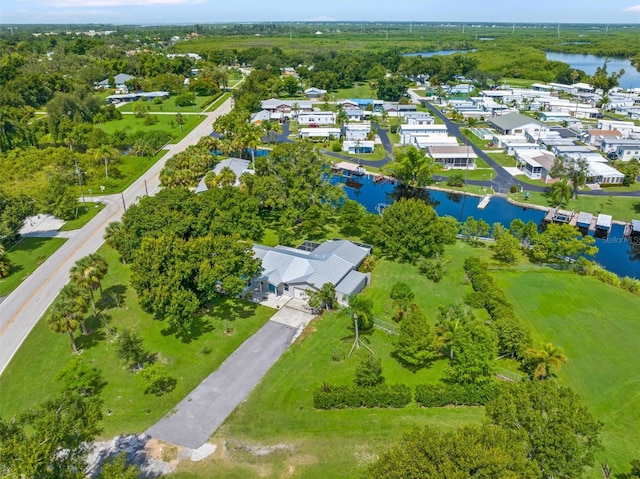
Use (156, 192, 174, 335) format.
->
(335, 270, 367, 296)
(489, 113, 541, 131)
(596, 214, 613, 229)
(253, 240, 370, 290)
(576, 212, 593, 226)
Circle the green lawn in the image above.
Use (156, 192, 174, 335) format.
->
(0, 237, 67, 297)
(488, 152, 517, 167)
(509, 191, 640, 222)
(493, 270, 640, 477)
(0, 244, 274, 437)
(102, 113, 206, 142)
(332, 83, 376, 100)
(171, 243, 493, 478)
(202, 92, 232, 112)
(59, 202, 105, 231)
(329, 144, 387, 162)
(83, 151, 167, 195)
(437, 167, 496, 181)
(117, 93, 221, 113)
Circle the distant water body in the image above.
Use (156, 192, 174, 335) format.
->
(403, 50, 475, 57)
(545, 52, 639, 90)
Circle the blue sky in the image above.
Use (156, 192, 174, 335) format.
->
(2, 0, 639, 25)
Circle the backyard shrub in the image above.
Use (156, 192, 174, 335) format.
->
(446, 173, 465, 187)
(313, 384, 411, 409)
(137, 363, 177, 396)
(331, 142, 342, 152)
(415, 382, 501, 407)
(418, 256, 445, 283)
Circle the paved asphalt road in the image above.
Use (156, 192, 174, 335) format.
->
(146, 320, 298, 449)
(0, 99, 233, 376)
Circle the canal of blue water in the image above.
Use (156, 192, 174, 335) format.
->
(334, 174, 640, 279)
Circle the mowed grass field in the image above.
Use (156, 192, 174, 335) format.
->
(102, 113, 206, 141)
(0, 244, 274, 437)
(171, 243, 492, 478)
(493, 269, 640, 476)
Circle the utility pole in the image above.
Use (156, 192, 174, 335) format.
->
(74, 157, 87, 211)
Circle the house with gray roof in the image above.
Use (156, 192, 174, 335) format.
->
(250, 239, 372, 305)
(488, 112, 543, 135)
(195, 158, 253, 193)
(97, 73, 135, 91)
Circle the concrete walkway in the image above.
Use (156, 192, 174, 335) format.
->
(145, 302, 315, 449)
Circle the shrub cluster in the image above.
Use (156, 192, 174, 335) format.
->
(313, 384, 411, 409)
(415, 382, 501, 407)
(577, 259, 640, 296)
(463, 257, 531, 359)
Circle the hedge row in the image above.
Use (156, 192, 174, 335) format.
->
(463, 257, 531, 359)
(313, 384, 411, 409)
(578, 259, 640, 296)
(415, 382, 501, 407)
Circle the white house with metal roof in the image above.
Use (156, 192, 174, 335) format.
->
(488, 113, 543, 135)
(195, 158, 253, 193)
(251, 239, 372, 305)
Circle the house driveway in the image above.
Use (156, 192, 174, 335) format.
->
(145, 301, 315, 449)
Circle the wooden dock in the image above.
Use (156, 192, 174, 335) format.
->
(543, 208, 576, 225)
(477, 195, 491, 209)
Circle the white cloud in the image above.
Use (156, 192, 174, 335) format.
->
(38, 0, 204, 7)
(623, 4, 640, 12)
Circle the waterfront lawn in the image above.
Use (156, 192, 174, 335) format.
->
(83, 151, 167, 195)
(0, 237, 67, 297)
(59, 202, 105, 231)
(437, 167, 496, 181)
(494, 270, 640, 476)
(0, 244, 273, 437)
(102, 113, 206, 142)
(172, 245, 491, 478)
(509, 190, 640, 222)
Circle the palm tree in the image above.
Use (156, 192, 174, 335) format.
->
(525, 342, 568, 380)
(48, 294, 84, 353)
(212, 166, 237, 187)
(70, 256, 103, 318)
(436, 318, 465, 361)
(86, 253, 108, 296)
(58, 283, 91, 334)
(242, 123, 262, 169)
(91, 145, 119, 179)
(550, 178, 572, 207)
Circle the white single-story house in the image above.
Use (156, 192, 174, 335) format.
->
(261, 99, 313, 117)
(400, 123, 449, 145)
(412, 135, 459, 149)
(515, 149, 556, 182)
(346, 109, 367, 121)
(584, 129, 623, 146)
(343, 123, 371, 141)
(427, 145, 476, 169)
(601, 139, 640, 155)
(539, 111, 574, 123)
(404, 112, 435, 125)
(488, 112, 543, 135)
(491, 134, 528, 148)
(105, 91, 169, 104)
(343, 140, 375, 154)
(96, 73, 135, 91)
(597, 120, 637, 137)
(304, 87, 327, 99)
(298, 111, 336, 126)
(504, 141, 540, 156)
(586, 161, 624, 185)
(299, 127, 341, 140)
(251, 239, 372, 305)
(616, 142, 640, 161)
(195, 158, 253, 193)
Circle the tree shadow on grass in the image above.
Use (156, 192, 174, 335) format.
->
(207, 297, 260, 321)
(100, 284, 128, 310)
(160, 314, 215, 344)
(75, 318, 106, 352)
(9, 236, 51, 253)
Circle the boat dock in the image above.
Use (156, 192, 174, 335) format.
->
(543, 208, 576, 226)
(477, 195, 491, 209)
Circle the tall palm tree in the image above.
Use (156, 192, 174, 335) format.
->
(48, 293, 84, 353)
(242, 123, 262, 169)
(550, 178, 572, 207)
(86, 253, 108, 296)
(525, 342, 568, 380)
(70, 256, 102, 318)
(58, 283, 91, 334)
(91, 145, 119, 179)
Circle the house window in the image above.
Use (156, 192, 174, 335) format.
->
(284, 283, 289, 292)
